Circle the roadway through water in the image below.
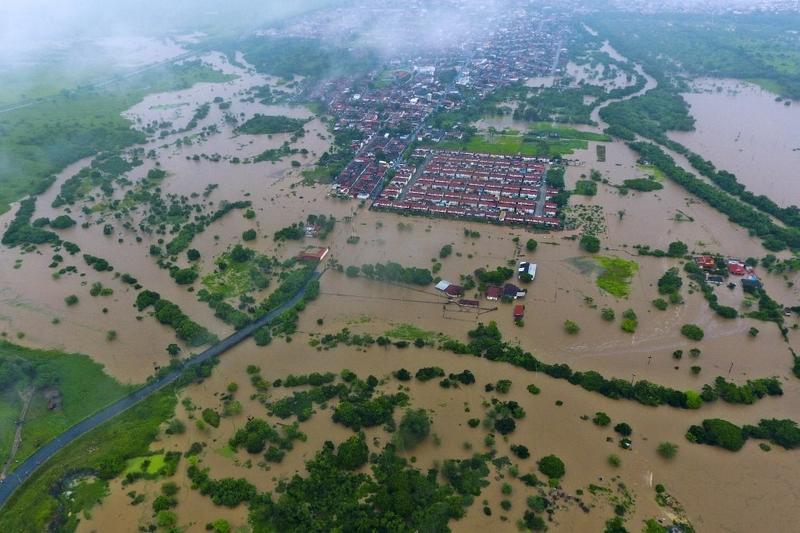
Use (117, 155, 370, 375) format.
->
(0, 269, 323, 508)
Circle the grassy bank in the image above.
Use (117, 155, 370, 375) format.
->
(0, 60, 234, 214)
(0, 389, 177, 532)
(0, 342, 133, 468)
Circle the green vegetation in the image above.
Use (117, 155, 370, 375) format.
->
(0, 388, 177, 532)
(686, 418, 746, 451)
(657, 442, 679, 459)
(622, 177, 663, 192)
(574, 180, 597, 196)
(245, 443, 484, 531)
(595, 256, 638, 298)
(394, 409, 431, 451)
(439, 130, 589, 158)
(0, 60, 234, 214)
(537, 455, 565, 479)
(136, 290, 218, 347)
(564, 320, 580, 335)
(629, 142, 800, 251)
(681, 324, 704, 341)
(235, 114, 307, 135)
(439, 322, 778, 411)
(580, 234, 601, 253)
(353, 262, 433, 286)
(0, 341, 132, 467)
(592, 12, 800, 100)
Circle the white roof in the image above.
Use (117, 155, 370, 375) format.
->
(435, 280, 452, 291)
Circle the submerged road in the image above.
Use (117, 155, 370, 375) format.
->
(0, 269, 323, 508)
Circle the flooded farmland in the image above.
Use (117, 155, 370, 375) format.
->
(2, 17, 800, 533)
(669, 78, 800, 207)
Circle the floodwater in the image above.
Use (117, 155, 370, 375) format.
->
(0, 51, 330, 382)
(3, 38, 800, 533)
(669, 78, 800, 207)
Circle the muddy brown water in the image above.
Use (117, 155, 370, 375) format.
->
(668, 78, 800, 208)
(2, 44, 800, 532)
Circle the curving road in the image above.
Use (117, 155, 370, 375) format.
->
(0, 269, 322, 508)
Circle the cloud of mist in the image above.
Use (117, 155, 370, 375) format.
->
(0, 0, 330, 62)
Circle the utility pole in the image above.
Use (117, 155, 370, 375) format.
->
(728, 362, 734, 375)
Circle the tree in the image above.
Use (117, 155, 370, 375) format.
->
(64, 294, 79, 306)
(564, 320, 580, 334)
(494, 416, 516, 435)
(614, 423, 632, 437)
(166, 344, 181, 357)
(439, 244, 453, 258)
(681, 324, 704, 341)
(526, 239, 538, 252)
(345, 265, 360, 278)
(667, 240, 688, 257)
(537, 455, 565, 479)
(593, 412, 611, 426)
(395, 409, 431, 450)
(187, 248, 201, 261)
(336, 432, 369, 469)
(50, 214, 76, 229)
(242, 229, 257, 241)
(580, 234, 600, 253)
(657, 441, 678, 459)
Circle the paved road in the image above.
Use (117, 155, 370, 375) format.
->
(0, 269, 322, 508)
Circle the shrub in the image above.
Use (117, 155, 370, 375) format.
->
(681, 324, 704, 341)
(64, 294, 79, 306)
(652, 298, 668, 311)
(510, 444, 530, 459)
(657, 441, 679, 459)
(593, 412, 611, 426)
(202, 408, 221, 428)
(614, 422, 632, 436)
(686, 419, 744, 451)
(564, 320, 580, 334)
(608, 454, 621, 467)
(526, 239, 538, 252)
(395, 409, 431, 450)
(749, 327, 759, 337)
(601, 307, 615, 321)
(494, 417, 516, 435)
(345, 265, 360, 278)
(526, 384, 541, 395)
(580, 234, 600, 253)
(537, 455, 565, 479)
(242, 229, 257, 241)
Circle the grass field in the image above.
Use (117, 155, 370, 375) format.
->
(595, 256, 639, 298)
(0, 342, 134, 470)
(123, 453, 167, 476)
(439, 133, 588, 158)
(0, 388, 177, 533)
(0, 60, 234, 214)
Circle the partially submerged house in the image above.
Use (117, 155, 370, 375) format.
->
(298, 247, 329, 262)
(518, 261, 537, 281)
(485, 286, 502, 300)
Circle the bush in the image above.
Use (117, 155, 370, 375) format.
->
(593, 412, 611, 426)
(345, 265, 360, 278)
(686, 419, 744, 451)
(395, 409, 431, 450)
(202, 408, 221, 428)
(510, 444, 530, 459)
(657, 441, 678, 459)
(608, 454, 621, 467)
(652, 298, 668, 311)
(242, 229, 257, 241)
(64, 294, 79, 306)
(580, 234, 600, 253)
(537, 455, 565, 479)
(187, 249, 201, 261)
(614, 422, 632, 436)
(336, 433, 369, 470)
(564, 320, 580, 334)
(494, 417, 516, 435)
(601, 307, 615, 321)
(526, 239, 538, 252)
(526, 384, 541, 395)
(681, 324, 704, 341)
